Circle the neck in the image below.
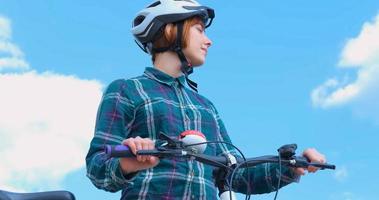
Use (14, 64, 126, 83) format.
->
(153, 51, 183, 78)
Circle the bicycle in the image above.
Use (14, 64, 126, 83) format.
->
(0, 190, 75, 200)
(105, 132, 336, 200)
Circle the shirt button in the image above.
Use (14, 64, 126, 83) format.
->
(191, 195, 195, 199)
(190, 170, 195, 177)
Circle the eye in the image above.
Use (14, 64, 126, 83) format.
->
(197, 26, 204, 33)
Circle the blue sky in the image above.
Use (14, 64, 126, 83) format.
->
(1, 1, 379, 200)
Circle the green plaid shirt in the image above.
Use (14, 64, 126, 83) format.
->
(86, 67, 299, 200)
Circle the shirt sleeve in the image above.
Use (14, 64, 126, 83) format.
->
(85, 79, 137, 192)
(210, 103, 300, 195)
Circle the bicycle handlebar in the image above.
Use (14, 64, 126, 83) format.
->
(104, 144, 336, 170)
(105, 137, 336, 200)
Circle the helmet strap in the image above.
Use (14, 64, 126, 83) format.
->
(174, 21, 198, 92)
(134, 40, 149, 54)
(151, 21, 199, 92)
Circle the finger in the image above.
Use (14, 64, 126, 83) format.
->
(147, 139, 155, 163)
(147, 139, 155, 149)
(303, 149, 326, 163)
(319, 156, 327, 164)
(294, 168, 305, 176)
(134, 138, 143, 162)
(123, 138, 137, 156)
(141, 140, 150, 162)
(149, 156, 160, 165)
(308, 166, 318, 173)
(311, 155, 326, 164)
(303, 148, 317, 159)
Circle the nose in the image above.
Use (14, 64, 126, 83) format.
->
(204, 34, 212, 48)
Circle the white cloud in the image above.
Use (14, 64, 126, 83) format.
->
(0, 14, 104, 192)
(0, 71, 103, 191)
(312, 13, 379, 123)
(311, 78, 360, 108)
(0, 16, 11, 39)
(339, 14, 379, 67)
(334, 166, 348, 182)
(0, 16, 29, 71)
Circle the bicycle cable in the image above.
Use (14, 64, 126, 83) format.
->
(184, 140, 251, 200)
(273, 151, 282, 200)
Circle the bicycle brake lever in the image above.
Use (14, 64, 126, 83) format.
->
(278, 144, 297, 159)
(158, 132, 183, 149)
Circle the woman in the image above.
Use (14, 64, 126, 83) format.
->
(86, 0, 326, 199)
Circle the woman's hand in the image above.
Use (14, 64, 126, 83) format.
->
(294, 148, 326, 176)
(119, 136, 160, 174)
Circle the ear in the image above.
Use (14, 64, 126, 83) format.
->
(164, 23, 177, 41)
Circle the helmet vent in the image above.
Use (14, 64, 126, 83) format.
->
(134, 15, 146, 26)
(147, 1, 161, 8)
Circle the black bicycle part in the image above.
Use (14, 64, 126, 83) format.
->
(0, 190, 75, 200)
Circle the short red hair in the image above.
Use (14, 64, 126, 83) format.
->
(152, 16, 204, 62)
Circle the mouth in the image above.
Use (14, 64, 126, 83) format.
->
(201, 48, 208, 55)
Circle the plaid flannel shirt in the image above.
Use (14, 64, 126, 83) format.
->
(86, 67, 299, 200)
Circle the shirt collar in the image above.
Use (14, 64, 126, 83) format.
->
(144, 67, 186, 87)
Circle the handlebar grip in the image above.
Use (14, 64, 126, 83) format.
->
(310, 162, 336, 170)
(296, 156, 336, 170)
(105, 145, 135, 158)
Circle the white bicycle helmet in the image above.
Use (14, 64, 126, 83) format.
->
(132, 0, 215, 54)
(132, 0, 215, 92)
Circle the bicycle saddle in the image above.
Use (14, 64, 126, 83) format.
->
(0, 190, 75, 200)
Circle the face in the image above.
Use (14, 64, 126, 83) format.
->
(183, 23, 212, 67)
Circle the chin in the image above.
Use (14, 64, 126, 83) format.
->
(190, 57, 206, 67)
(191, 62, 204, 67)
